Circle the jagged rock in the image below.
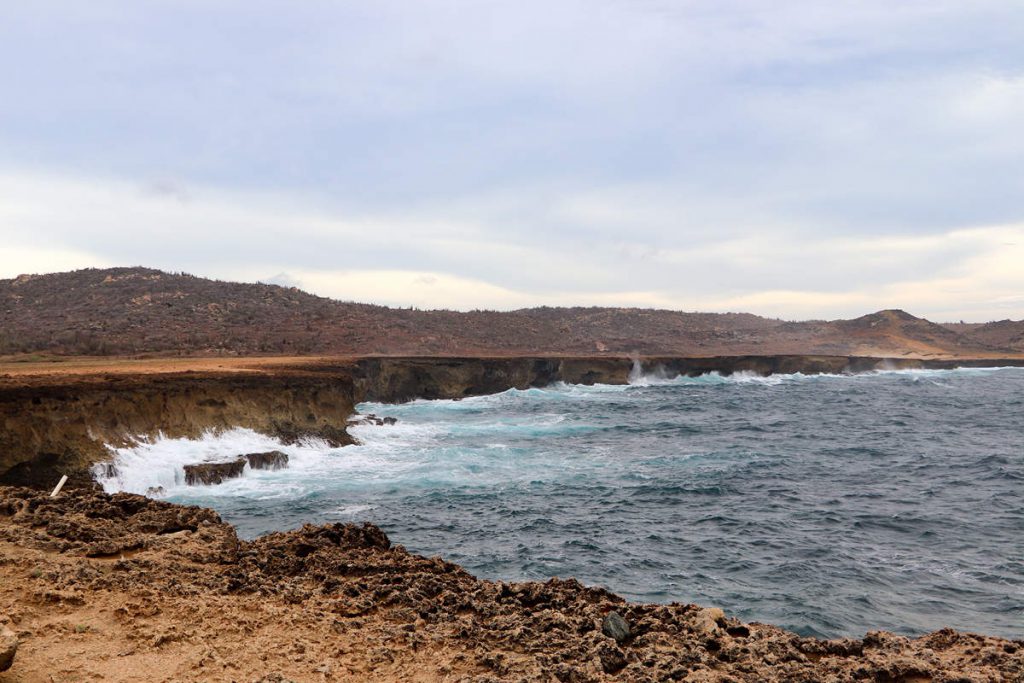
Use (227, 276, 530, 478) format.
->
(602, 611, 630, 644)
(347, 413, 398, 427)
(0, 622, 18, 672)
(183, 459, 245, 486)
(1, 485, 1023, 681)
(268, 421, 356, 447)
(244, 451, 289, 471)
(694, 607, 725, 634)
(596, 642, 627, 673)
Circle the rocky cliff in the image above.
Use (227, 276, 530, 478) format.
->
(0, 371, 357, 489)
(0, 357, 585, 487)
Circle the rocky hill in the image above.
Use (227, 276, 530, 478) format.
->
(944, 319, 1024, 352)
(0, 267, 1018, 358)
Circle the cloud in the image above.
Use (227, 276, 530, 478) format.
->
(0, 2, 1022, 320)
(1, 170, 1022, 321)
(0, 245, 109, 278)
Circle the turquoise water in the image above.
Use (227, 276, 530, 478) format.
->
(98, 367, 1024, 639)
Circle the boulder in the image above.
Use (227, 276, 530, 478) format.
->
(602, 611, 631, 644)
(694, 607, 725, 634)
(596, 641, 627, 673)
(244, 451, 289, 471)
(184, 459, 246, 486)
(0, 622, 17, 672)
(347, 413, 398, 427)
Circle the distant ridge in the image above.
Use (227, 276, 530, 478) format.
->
(943, 319, 1024, 351)
(0, 267, 1018, 358)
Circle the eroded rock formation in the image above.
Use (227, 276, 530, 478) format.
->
(0, 370, 358, 489)
(0, 621, 16, 672)
(183, 459, 247, 486)
(244, 450, 289, 470)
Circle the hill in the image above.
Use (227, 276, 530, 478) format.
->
(0, 267, 1017, 358)
(943, 319, 1024, 352)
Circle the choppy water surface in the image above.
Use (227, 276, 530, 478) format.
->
(98, 367, 1024, 639)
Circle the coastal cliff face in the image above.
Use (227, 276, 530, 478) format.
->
(3, 354, 1024, 489)
(0, 356, 632, 487)
(347, 357, 631, 402)
(0, 373, 358, 489)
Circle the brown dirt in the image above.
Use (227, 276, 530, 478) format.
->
(0, 356, 342, 383)
(1, 487, 1021, 683)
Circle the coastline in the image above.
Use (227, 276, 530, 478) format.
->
(2, 485, 1021, 682)
(4, 353, 1024, 490)
(2, 355, 1023, 680)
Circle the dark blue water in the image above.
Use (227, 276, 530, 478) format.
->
(104, 367, 1024, 639)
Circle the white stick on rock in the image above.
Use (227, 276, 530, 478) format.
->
(50, 474, 68, 498)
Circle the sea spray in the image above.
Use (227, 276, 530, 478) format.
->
(628, 358, 672, 385)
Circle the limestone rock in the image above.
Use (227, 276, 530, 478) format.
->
(244, 451, 289, 471)
(347, 413, 398, 427)
(596, 642, 627, 673)
(2, 485, 1023, 682)
(694, 607, 725, 634)
(183, 459, 246, 486)
(0, 622, 18, 672)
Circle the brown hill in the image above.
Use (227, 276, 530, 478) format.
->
(943, 320, 1024, 352)
(0, 267, 1016, 358)
(829, 309, 979, 356)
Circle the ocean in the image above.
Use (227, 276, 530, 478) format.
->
(96, 366, 1024, 639)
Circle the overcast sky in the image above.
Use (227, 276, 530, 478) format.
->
(1, 1, 1022, 321)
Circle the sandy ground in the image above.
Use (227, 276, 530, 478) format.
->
(0, 489, 482, 683)
(0, 355, 338, 378)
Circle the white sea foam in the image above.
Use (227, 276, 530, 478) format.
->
(95, 411, 564, 499)
(625, 363, 1023, 387)
(95, 424, 430, 498)
(333, 504, 376, 516)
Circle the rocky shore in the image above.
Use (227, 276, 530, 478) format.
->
(3, 356, 1023, 681)
(5, 354, 1024, 490)
(1, 486, 1021, 682)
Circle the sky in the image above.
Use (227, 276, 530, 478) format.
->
(1, 1, 1022, 321)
